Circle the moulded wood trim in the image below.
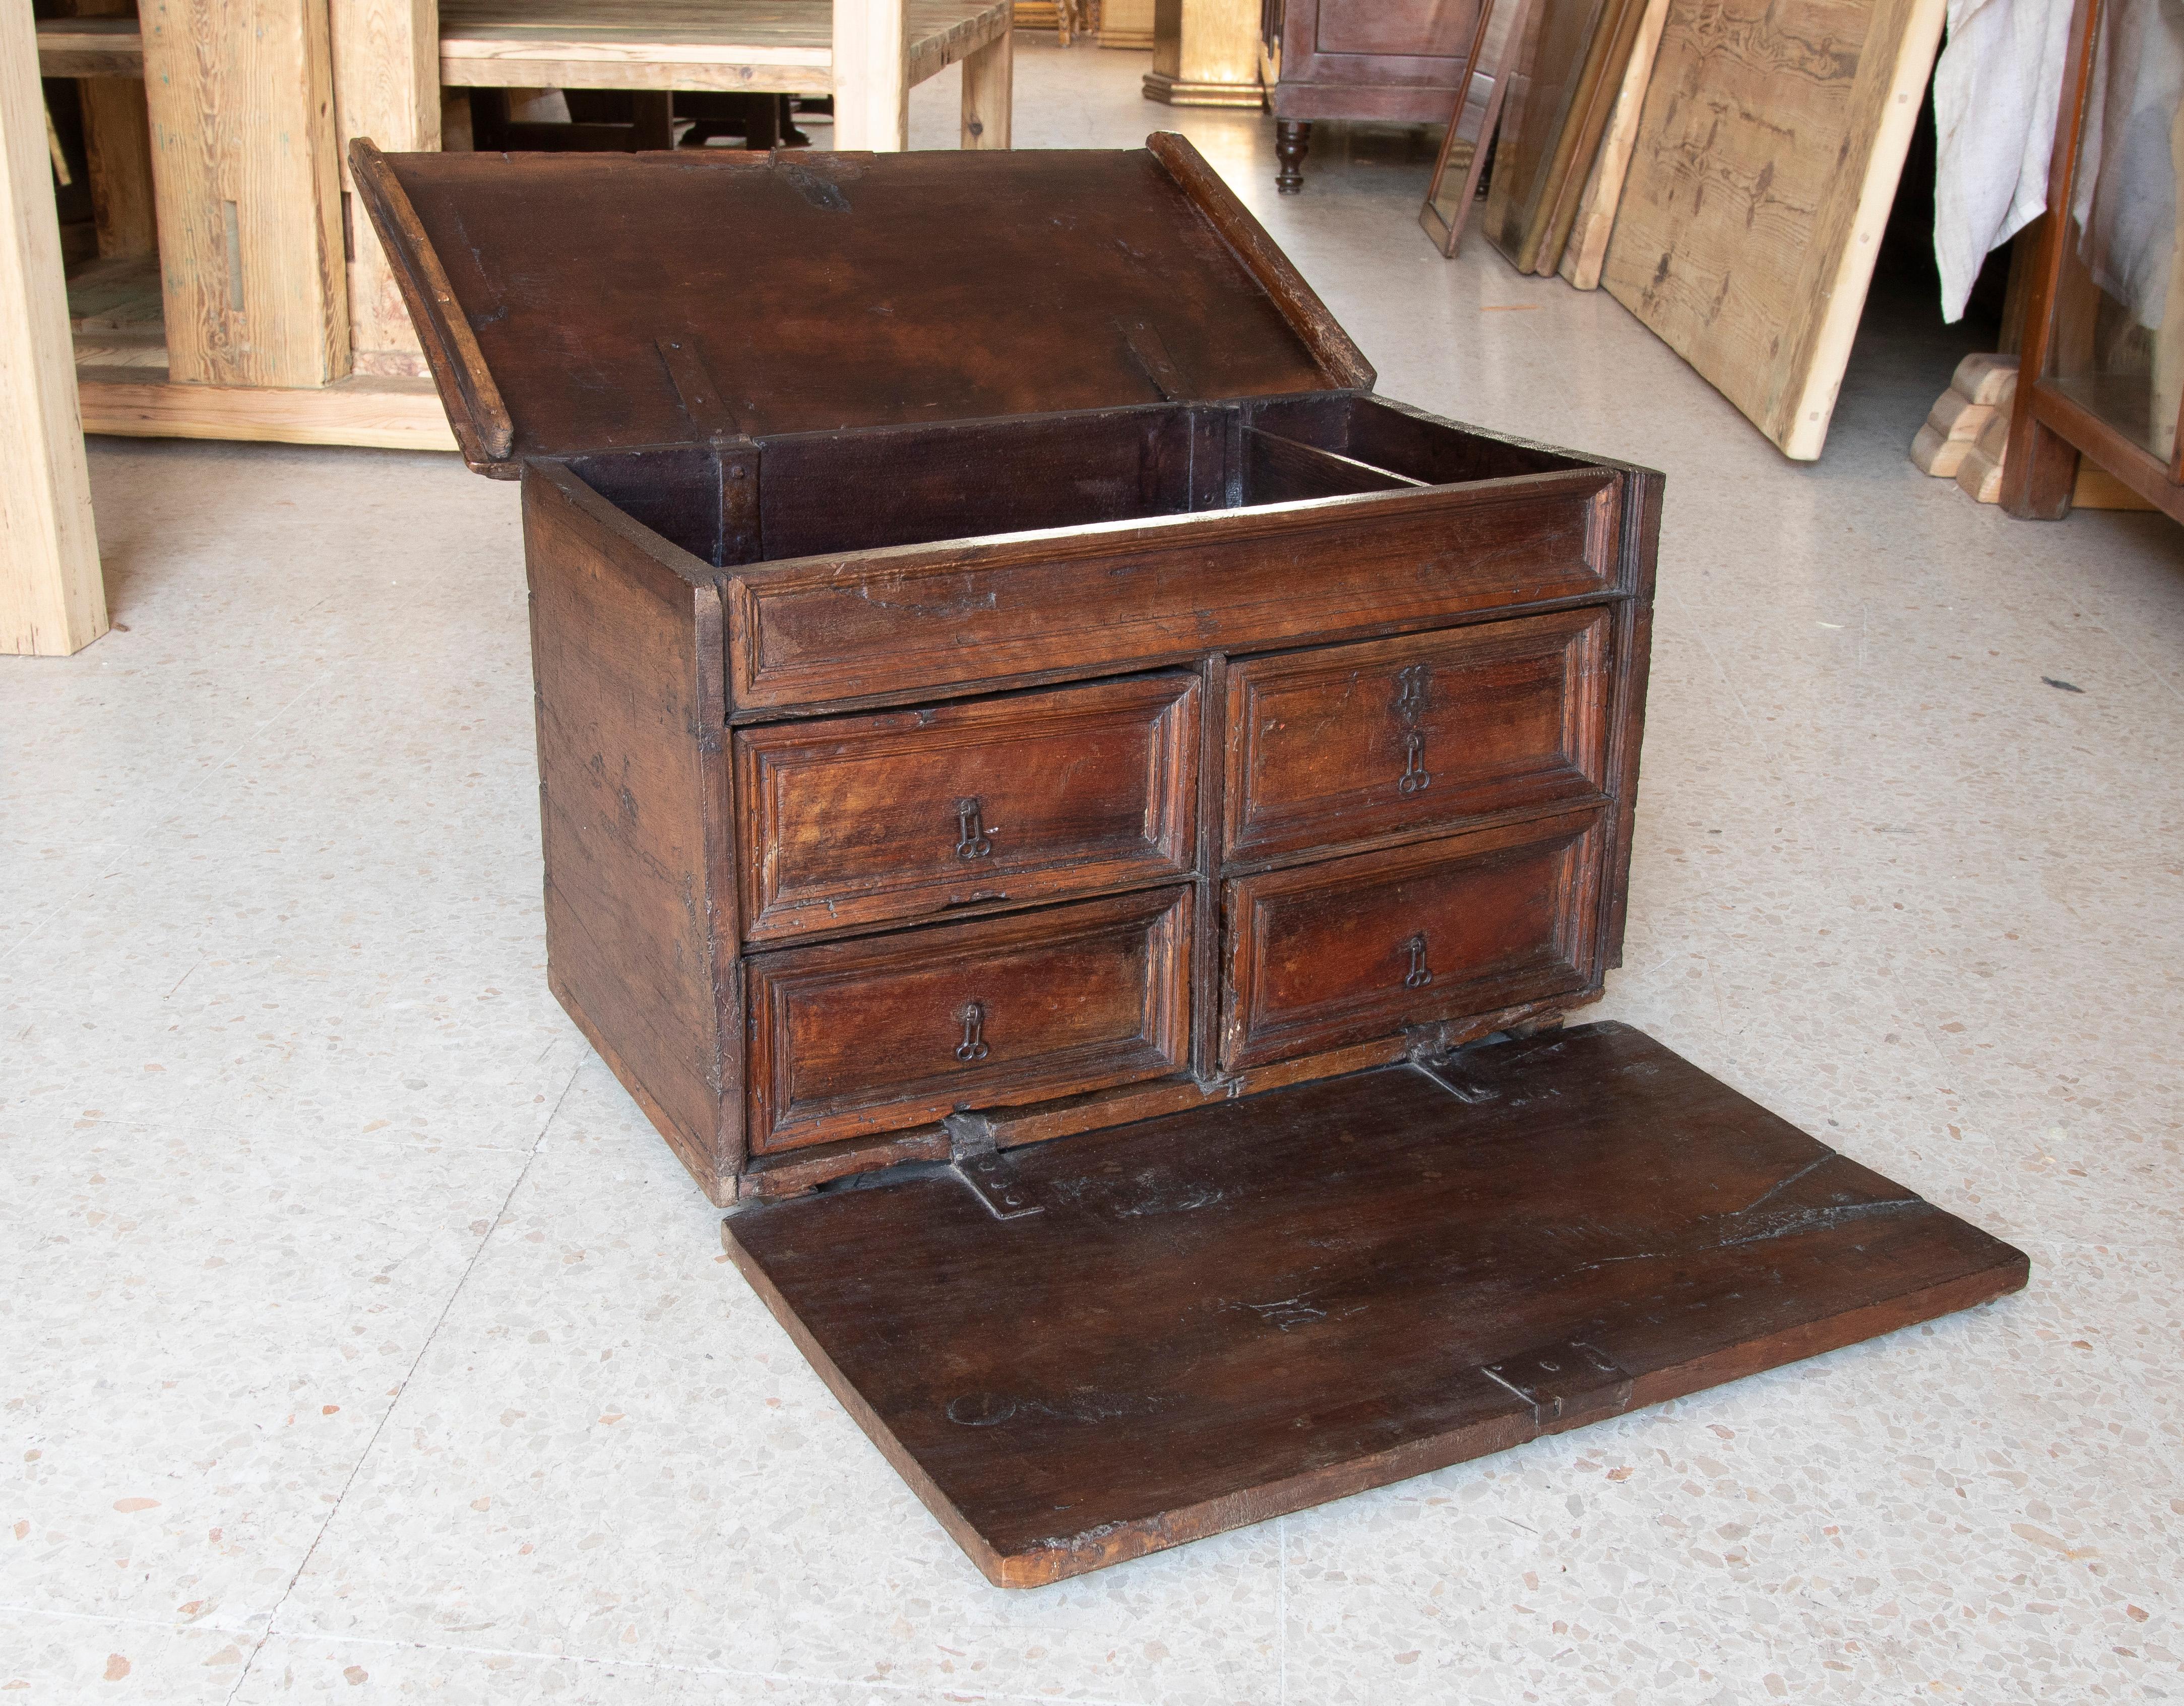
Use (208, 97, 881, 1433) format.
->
(746, 887, 1194, 1153)
(1221, 605, 1614, 866)
(1145, 131, 1377, 391)
(1220, 807, 1605, 1069)
(349, 138, 515, 468)
(734, 671, 1201, 942)
(726, 468, 1619, 711)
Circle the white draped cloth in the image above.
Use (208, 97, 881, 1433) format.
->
(1932, 0, 2076, 322)
(2071, 0, 2184, 329)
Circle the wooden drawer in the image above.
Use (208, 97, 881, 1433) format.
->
(1220, 811, 1602, 1070)
(747, 888, 1192, 1154)
(736, 675, 1199, 943)
(726, 472, 1617, 713)
(1224, 609, 1610, 865)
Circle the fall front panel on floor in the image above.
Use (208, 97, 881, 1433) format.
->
(724, 1021, 2028, 1587)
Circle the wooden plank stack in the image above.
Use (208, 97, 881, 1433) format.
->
(1911, 352, 2155, 511)
(1912, 352, 2018, 489)
(1482, 0, 1653, 279)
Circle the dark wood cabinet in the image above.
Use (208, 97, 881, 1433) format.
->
(1265, 0, 1476, 190)
(356, 136, 2025, 1589)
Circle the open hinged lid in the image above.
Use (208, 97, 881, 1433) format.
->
(349, 136, 1376, 475)
(725, 1023, 2027, 1587)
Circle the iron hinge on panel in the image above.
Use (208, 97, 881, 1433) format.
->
(944, 1110, 1043, 1220)
(1407, 1013, 1567, 1103)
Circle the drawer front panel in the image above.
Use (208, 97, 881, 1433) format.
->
(1224, 609, 1611, 865)
(736, 675, 1199, 943)
(1221, 812, 1601, 1070)
(728, 471, 1617, 713)
(748, 889, 1192, 1154)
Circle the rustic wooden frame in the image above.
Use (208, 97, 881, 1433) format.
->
(1999, 0, 2184, 524)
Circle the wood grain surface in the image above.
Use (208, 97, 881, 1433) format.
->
(735, 673, 1201, 942)
(745, 886, 1193, 1152)
(33, 17, 144, 78)
(366, 144, 1346, 465)
(1219, 807, 1603, 1067)
(1557, 0, 1670, 290)
(525, 464, 742, 1197)
(140, 0, 350, 388)
(438, 0, 1009, 95)
(727, 470, 1618, 712)
(3, 0, 107, 655)
(331, 0, 436, 371)
(1600, 0, 1945, 457)
(1222, 608, 1611, 865)
(725, 1021, 2029, 1585)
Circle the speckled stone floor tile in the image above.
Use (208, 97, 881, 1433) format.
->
(263, 1063, 1284, 1705)
(6, 32, 2181, 1706)
(0, 1116, 552, 1635)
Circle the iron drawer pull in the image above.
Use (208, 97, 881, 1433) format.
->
(956, 1001, 991, 1063)
(1404, 933, 1434, 990)
(955, 797, 993, 859)
(1399, 730, 1432, 795)
(952, 795, 995, 860)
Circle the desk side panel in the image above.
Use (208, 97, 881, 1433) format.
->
(524, 465, 740, 1199)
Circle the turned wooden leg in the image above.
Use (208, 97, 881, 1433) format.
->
(1275, 119, 1312, 194)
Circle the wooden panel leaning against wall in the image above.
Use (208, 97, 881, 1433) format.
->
(1599, 0, 1945, 458)
(2, 0, 107, 656)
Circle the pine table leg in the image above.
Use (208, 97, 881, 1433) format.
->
(961, 23, 1012, 148)
(832, 0, 907, 151)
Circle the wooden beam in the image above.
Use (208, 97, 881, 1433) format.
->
(2, 3, 107, 655)
(2001, 0, 2099, 520)
(72, 0, 158, 261)
(832, 0, 907, 150)
(960, 18, 1011, 147)
(81, 80, 158, 259)
(331, 0, 438, 376)
(141, 0, 351, 389)
(77, 366, 458, 451)
(34, 19, 143, 78)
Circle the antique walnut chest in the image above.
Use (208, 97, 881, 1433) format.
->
(356, 137, 2025, 1587)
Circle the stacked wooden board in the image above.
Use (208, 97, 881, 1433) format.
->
(1481, 0, 1658, 280)
(1911, 352, 2155, 511)
(1912, 352, 2018, 486)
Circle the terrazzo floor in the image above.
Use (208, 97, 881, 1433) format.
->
(6, 37, 2182, 1706)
